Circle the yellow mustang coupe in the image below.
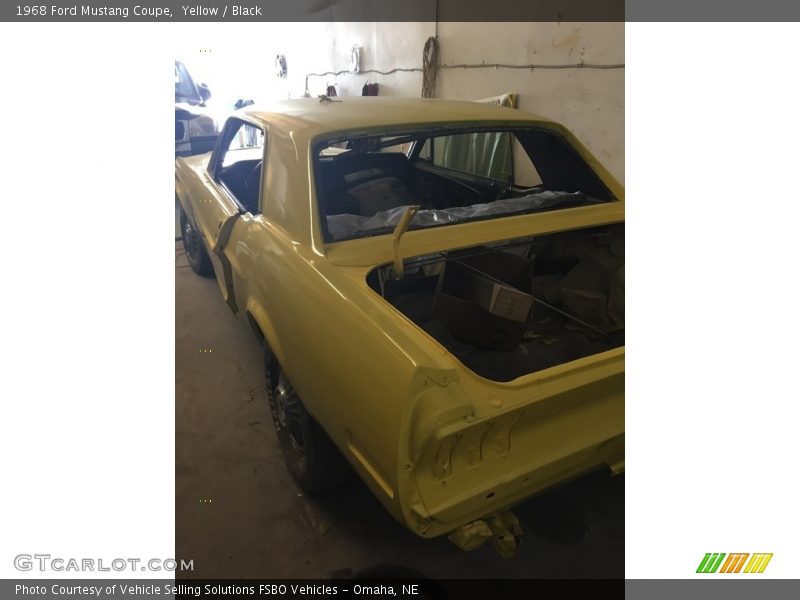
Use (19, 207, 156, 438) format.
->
(175, 97, 624, 556)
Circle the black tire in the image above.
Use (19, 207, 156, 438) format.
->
(265, 350, 351, 493)
(179, 209, 213, 277)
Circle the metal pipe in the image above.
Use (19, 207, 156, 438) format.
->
(392, 205, 420, 279)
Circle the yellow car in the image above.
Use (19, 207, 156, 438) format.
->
(175, 97, 624, 556)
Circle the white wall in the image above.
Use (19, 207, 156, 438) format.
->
(437, 23, 624, 182)
(309, 22, 624, 182)
(180, 22, 623, 182)
(311, 22, 431, 98)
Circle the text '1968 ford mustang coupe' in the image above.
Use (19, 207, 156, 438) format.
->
(175, 97, 624, 557)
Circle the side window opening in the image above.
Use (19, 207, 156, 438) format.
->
(423, 132, 542, 188)
(511, 134, 543, 188)
(418, 138, 432, 161)
(214, 119, 266, 214)
(431, 131, 514, 183)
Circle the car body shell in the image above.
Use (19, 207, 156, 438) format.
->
(175, 97, 624, 538)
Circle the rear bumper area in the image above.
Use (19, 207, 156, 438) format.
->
(406, 352, 624, 538)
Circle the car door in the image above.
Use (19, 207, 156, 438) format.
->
(195, 116, 266, 313)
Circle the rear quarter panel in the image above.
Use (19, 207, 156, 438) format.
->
(225, 214, 448, 523)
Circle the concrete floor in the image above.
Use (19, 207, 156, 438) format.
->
(175, 242, 624, 579)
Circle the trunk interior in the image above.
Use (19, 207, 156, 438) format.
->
(367, 224, 624, 382)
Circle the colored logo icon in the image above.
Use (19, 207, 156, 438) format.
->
(697, 553, 773, 573)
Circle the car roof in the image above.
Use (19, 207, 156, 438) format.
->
(239, 96, 556, 137)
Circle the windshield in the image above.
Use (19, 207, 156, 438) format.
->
(175, 61, 202, 105)
(315, 126, 615, 242)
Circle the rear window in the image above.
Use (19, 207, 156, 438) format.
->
(315, 126, 614, 243)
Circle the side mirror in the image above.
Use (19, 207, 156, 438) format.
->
(198, 83, 211, 102)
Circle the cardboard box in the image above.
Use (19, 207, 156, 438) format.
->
(450, 262, 533, 322)
(431, 251, 534, 351)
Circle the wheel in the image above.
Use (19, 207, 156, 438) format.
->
(265, 351, 351, 493)
(179, 209, 213, 277)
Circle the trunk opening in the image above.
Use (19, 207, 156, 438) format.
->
(367, 224, 624, 382)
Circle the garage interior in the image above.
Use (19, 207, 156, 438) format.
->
(176, 21, 624, 578)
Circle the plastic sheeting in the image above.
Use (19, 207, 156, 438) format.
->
(326, 190, 585, 241)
